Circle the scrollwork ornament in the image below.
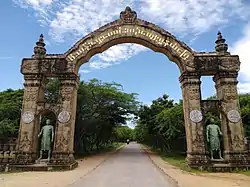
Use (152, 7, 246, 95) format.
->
(58, 111, 71, 123)
(227, 110, 241, 123)
(22, 111, 35, 124)
(189, 110, 203, 123)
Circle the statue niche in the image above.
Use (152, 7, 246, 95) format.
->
(206, 118, 223, 160)
(37, 118, 55, 161)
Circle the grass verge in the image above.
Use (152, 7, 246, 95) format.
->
(145, 145, 250, 176)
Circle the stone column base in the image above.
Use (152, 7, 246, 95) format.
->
(187, 151, 250, 171)
(50, 151, 76, 165)
(14, 151, 37, 165)
(0, 151, 78, 172)
(225, 151, 250, 168)
(186, 152, 210, 169)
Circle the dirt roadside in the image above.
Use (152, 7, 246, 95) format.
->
(0, 144, 125, 187)
(143, 146, 250, 187)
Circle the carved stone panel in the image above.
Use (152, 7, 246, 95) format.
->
(195, 56, 219, 75)
(187, 85, 200, 100)
(39, 58, 67, 74)
(232, 135, 244, 150)
(60, 87, 73, 101)
(201, 100, 220, 114)
(55, 128, 70, 152)
(218, 56, 240, 72)
(18, 132, 32, 151)
(224, 85, 237, 101)
(24, 87, 38, 102)
(21, 59, 39, 74)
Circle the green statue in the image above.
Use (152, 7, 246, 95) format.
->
(38, 119, 54, 161)
(206, 118, 223, 160)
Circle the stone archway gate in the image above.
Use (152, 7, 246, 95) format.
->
(8, 7, 249, 170)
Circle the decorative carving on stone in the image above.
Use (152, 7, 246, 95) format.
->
(187, 86, 200, 100)
(39, 58, 67, 74)
(58, 111, 71, 123)
(19, 132, 31, 150)
(232, 135, 244, 149)
(21, 60, 39, 74)
(22, 111, 35, 124)
(56, 129, 70, 151)
(227, 110, 241, 123)
(201, 100, 220, 114)
(15, 152, 31, 164)
(189, 110, 203, 123)
(218, 57, 240, 72)
(195, 56, 219, 74)
(224, 85, 237, 100)
(60, 87, 73, 101)
(43, 103, 61, 116)
(120, 6, 137, 23)
(24, 87, 38, 102)
(192, 134, 204, 151)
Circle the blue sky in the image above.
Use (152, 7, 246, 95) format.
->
(1, 0, 250, 106)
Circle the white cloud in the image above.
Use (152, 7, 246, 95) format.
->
(49, 0, 135, 41)
(231, 24, 250, 93)
(98, 44, 147, 62)
(13, 0, 250, 71)
(89, 61, 112, 69)
(86, 44, 147, 71)
(140, 0, 249, 37)
(0, 57, 13, 60)
(13, 0, 53, 8)
(79, 69, 91, 74)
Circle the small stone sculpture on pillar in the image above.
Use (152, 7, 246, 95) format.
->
(38, 119, 54, 161)
(206, 118, 223, 160)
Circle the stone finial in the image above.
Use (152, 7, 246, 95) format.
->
(120, 6, 137, 23)
(215, 31, 229, 54)
(33, 34, 46, 57)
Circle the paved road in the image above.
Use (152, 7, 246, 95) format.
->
(71, 143, 175, 187)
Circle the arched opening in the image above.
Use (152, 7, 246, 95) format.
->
(74, 41, 185, 156)
(73, 37, 189, 74)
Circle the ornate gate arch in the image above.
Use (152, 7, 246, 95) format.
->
(65, 7, 195, 73)
(14, 7, 249, 170)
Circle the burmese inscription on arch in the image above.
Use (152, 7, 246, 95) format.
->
(66, 25, 192, 63)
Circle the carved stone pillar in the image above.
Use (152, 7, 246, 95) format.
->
(16, 74, 45, 164)
(51, 73, 79, 167)
(179, 73, 208, 168)
(213, 72, 249, 166)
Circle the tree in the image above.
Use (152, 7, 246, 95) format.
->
(0, 89, 23, 141)
(0, 79, 140, 155)
(73, 79, 139, 154)
(239, 94, 250, 137)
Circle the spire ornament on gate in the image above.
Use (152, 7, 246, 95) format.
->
(33, 34, 46, 58)
(215, 31, 229, 55)
(120, 6, 137, 23)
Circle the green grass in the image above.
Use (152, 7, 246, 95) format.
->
(233, 170, 250, 176)
(146, 145, 250, 176)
